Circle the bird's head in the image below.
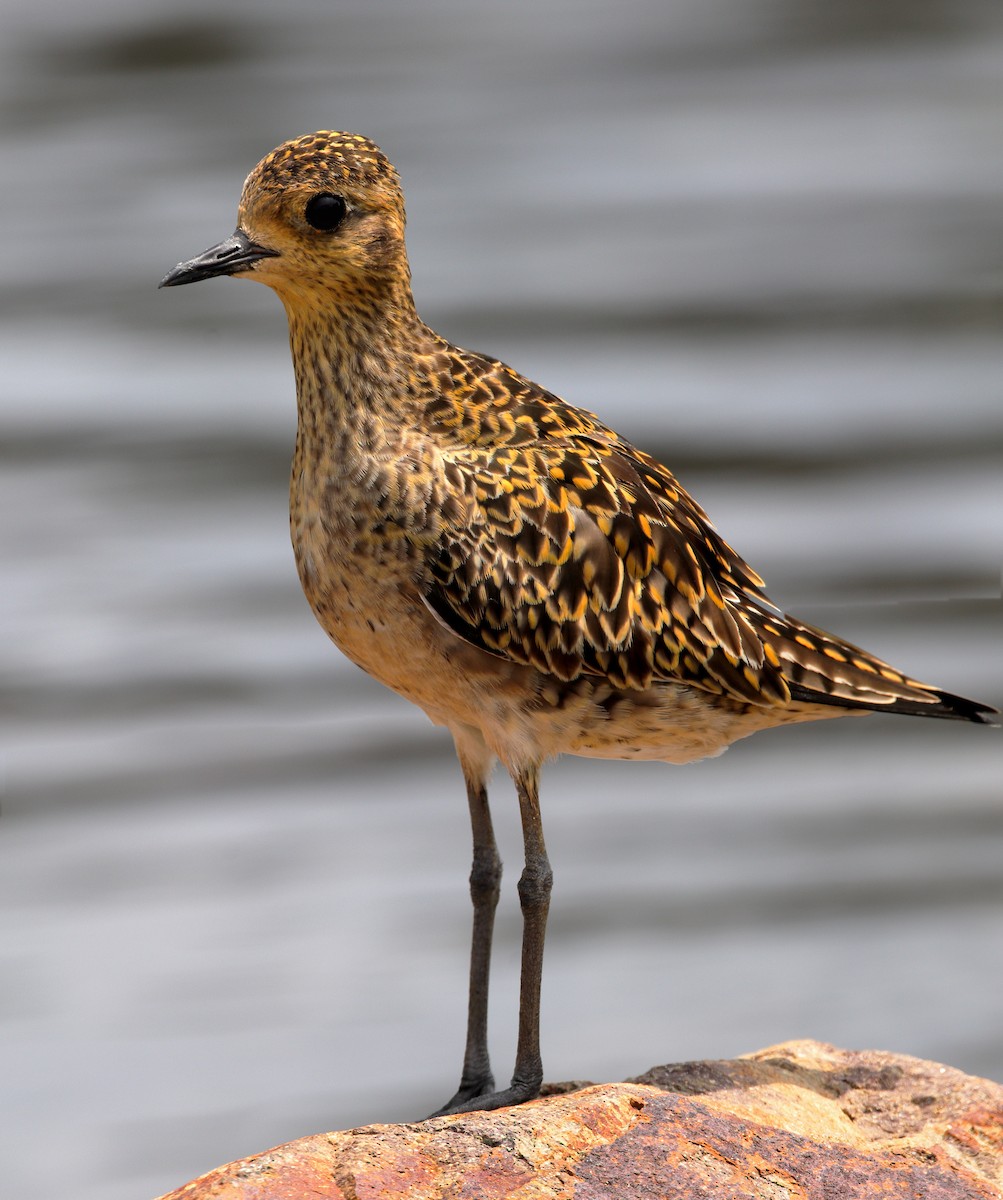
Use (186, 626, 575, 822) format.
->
(160, 131, 410, 309)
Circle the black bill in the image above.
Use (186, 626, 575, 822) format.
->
(159, 230, 279, 288)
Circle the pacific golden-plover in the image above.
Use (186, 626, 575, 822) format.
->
(161, 131, 997, 1117)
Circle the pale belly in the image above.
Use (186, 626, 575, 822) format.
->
(293, 519, 460, 713)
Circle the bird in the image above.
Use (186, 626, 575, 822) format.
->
(160, 130, 997, 1118)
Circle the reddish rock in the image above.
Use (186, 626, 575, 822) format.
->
(156, 1041, 1003, 1199)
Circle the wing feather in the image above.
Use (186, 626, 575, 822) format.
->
(426, 427, 790, 704)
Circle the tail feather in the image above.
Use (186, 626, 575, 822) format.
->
(786, 680, 999, 724)
(741, 603, 999, 726)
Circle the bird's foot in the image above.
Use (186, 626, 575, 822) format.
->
(423, 1070, 495, 1119)
(423, 1074, 541, 1118)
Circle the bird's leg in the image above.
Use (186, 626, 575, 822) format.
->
(508, 762, 552, 1102)
(430, 763, 552, 1116)
(428, 769, 502, 1116)
(458, 778, 503, 1094)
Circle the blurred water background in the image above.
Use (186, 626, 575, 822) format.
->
(2, 2, 1002, 1198)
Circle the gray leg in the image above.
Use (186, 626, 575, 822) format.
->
(430, 763, 552, 1116)
(508, 763, 551, 1101)
(429, 771, 502, 1115)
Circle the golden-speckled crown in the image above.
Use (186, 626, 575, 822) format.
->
(250, 131, 399, 193)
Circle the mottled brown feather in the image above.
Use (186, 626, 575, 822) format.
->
(422, 352, 991, 720)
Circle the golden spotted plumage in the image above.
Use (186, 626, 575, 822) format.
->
(161, 130, 997, 1117)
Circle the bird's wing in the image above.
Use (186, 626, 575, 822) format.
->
(425, 429, 794, 706)
(420, 355, 991, 720)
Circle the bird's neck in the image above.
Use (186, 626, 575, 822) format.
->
(283, 281, 440, 457)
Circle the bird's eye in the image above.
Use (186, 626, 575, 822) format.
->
(304, 193, 347, 231)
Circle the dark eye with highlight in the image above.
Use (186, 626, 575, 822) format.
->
(305, 193, 347, 231)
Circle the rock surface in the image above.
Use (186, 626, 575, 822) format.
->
(156, 1040, 1003, 1199)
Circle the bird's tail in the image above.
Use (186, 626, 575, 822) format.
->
(745, 607, 998, 725)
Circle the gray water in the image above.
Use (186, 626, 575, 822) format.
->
(2, 2, 1002, 1198)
